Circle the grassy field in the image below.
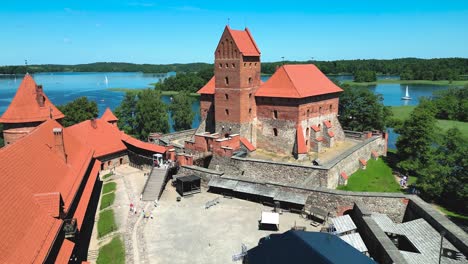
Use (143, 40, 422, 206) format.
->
(102, 182, 117, 194)
(107, 87, 200, 97)
(100, 192, 116, 210)
(98, 210, 117, 238)
(337, 158, 402, 193)
(102, 173, 113, 180)
(436, 205, 468, 221)
(343, 79, 468, 87)
(390, 106, 468, 136)
(97, 236, 125, 264)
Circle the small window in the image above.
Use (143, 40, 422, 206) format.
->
(273, 110, 278, 119)
(225, 63, 229, 68)
(244, 62, 247, 67)
(225, 109, 229, 115)
(249, 108, 252, 114)
(219, 63, 222, 68)
(248, 77, 252, 84)
(319, 106, 322, 114)
(255, 62, 257, 67)
(306, 127, 310, 137)
(232, 63, 235, 68)
(225, 94, 229, 100)
(249, 63, 252, 68)
(273, 128, 278, 137)
(225, 76, 229, 85)
(307, 109, 310, 117)
(306, 140, 309, 146)
(249, 93, 252, 99)
(329, 104, 333, 111)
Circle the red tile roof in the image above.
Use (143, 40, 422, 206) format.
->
(323, 120, 332, 128)
(328, 131, 335, 138)
(74, 160, 101, 229)
(340, 172, 349, 180)
(66, 119, 127, 158)
(359, 159, 367, 166)
(0, 119, 94, 263)
(101, 107, 118, 122)
(197, 76, 215, 94)
(33, 192, 61, 218)
(371, 150, 379, 158)
(226, 26, 260, 56)
(296, 124, 307, 154)
(120, 132, 166, 154)
(240, 137, 256, 152)
(316, 137, 325, 142)
(256, 64, 343, 98)
(311, 125, 320, 132)
(0, 74, 64, 123)
(55, 239, 75, 264)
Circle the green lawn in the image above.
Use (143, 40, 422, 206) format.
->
(100, 192, 116, 210)
(338, 158, 402, 193)
(102, 182, 117, 194)
(97, 236, 125, 264)
(102, 173, 113, 180)
(436, 205, 468, 221)
(390, 106, 468, 136)
(98, 209, 117, 238)
(343, 79, 468, 87)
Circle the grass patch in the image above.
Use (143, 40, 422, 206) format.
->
(100, 192, 116, 210)
(337, 158, 401, 193)
(391, 106, 468, 137)
(97, 209, 117, 238)
(97, 236, 125, 264)
(102, 173, 113, 180)
(343, 79, 468, 87)
(435, 205, 468, 221)
(102, 182, 117, 194)
(107, 87, 200, 97)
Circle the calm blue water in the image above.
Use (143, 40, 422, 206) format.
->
(0, 72, 451, 144)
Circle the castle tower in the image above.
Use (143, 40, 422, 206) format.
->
(0, 74, 64, 145)
(213, 26, 261, 143)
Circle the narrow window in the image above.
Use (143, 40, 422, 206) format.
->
(225, 63, 229, 68)
(232, 63, 235, 68)
(319, 106, 322, 114)
(248, 77, 252, 84)
(249, 63, 252, 68)
(225, 76, 229, 85)
(329, 104, 333, 111)
(249, 93, 252, 99)
(306, 140, 309, 146)
(249, 108, 252, 114)
(307, 109, 310, 117)
(225, 109, 229, 115)
(273, 110, 278, 119)
(306, 127, 310, 137)
(273, 128, 278, 136)
(244, 62, 247, 67)
(255, 62, 257, 67)
(219, 63, 222, 68)
(225, 94, 229, 100)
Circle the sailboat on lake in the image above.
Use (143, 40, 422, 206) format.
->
(401, 86, 412, 100)
(104, 75, 109, 86)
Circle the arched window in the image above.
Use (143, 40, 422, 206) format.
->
(306, 127, 310, 137)
(329, 104, 333, 111)
(244, 63, 247, 67)
(306, 140, 309, 146)
(248, 77, 252, 84)
(319, 106, 322, 114)
(225, 109, 229, 115)
(249, 108, 252, 114)
(249, 93, 252, 98)
(225, 76, 229, 85)
(273, 110, 278, 119)
(307, 109, 310, 117)
(219, 63, 222, 68)
(225, 63, 229, 68)
(232, 63, 235, 68)
(225, 94, 229, 100)
(273, 128, 278, 136)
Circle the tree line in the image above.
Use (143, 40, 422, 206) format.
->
(1, 58, 467, 81)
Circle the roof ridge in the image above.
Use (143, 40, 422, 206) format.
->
(244, 27, 261, 55)
(281, 65, 302, 98)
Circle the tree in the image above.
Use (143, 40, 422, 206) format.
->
(57, 97, 98, 127)
(354, 70, 377, 82)
(115, 91, 138, 135)
(135, 89, 169, 140)
(155, 72, 205, 93)
(338, 85, 392, 131)
(169, 92, 195, 131)
(395, 103, 437, 174)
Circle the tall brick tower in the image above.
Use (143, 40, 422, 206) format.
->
(213, 26, 261, 144)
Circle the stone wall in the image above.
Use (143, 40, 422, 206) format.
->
(99, 151, 129, 170)
(177, 165, 224, 187)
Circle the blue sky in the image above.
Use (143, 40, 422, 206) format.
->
(1, 0, 467, 65)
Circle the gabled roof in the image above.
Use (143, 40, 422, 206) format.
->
(120, 132, 166, 153)
(197, 76, 215, 95)
(226, 26, 260, 56)
(256, 64, 343, 99)
(66, 119, 127, 158)
(101, 107, 118, 122)
(0, 74, 65, 123)
(296, 124, 307, 154)
(240, 137, 256, 152)
(0, 119, 94, 263)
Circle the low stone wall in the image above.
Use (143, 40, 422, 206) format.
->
(158, 129, 197, 146)
(177, 165, 224, 187)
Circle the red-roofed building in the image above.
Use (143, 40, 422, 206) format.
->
(0, 119, 101, 263)
(0, 74, 65, 145)
(196, 26, 345, 157)
(101, 107, 119, 126)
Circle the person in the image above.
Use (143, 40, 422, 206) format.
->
(140, 193, 143, 200)
(130, 203, 134, 212)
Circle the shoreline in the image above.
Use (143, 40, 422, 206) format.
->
(343, 79, 468, 86)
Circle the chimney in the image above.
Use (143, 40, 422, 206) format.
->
(36, 85, 45, 107)
(53, 128, 67, 163)
(91, 118, 97, 129)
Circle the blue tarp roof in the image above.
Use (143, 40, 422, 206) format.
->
(246, 230, 376, 264)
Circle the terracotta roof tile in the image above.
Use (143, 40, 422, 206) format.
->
(66, 119, 127, 158)
(323, 120, 332, 128)
(316, 137, 325, 142)
(0, 119, 94, 263)
(371, 150, 379, 158)
(33, 192, 61, 218)
(328, 131, 335, 138)
(101, 107, 118, 122)
(341, 172, 349, 180)
(256, 64, 343, 98)
(359, 159, 367, 166)
(226, 26, 260, 56)
(121, 132, 166, 153)
(55, 239, 75, 264)
(240, 137, 256, 152)
(296, 124, 307, 154)
(74, 160, 101, 229)
(311, 125, 320, 132)
(197, 76, 215, 94)
(0, 74, 64, 123)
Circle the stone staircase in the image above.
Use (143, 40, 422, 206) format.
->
(141, 167, 168, 201)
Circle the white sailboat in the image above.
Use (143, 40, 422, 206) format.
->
(401, 86, 412, 100)
(104, 75, 109, 86)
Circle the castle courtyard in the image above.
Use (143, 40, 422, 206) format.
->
(142, 186, 319, 264)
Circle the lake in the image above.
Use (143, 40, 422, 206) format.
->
(0, 72, 451, 148)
